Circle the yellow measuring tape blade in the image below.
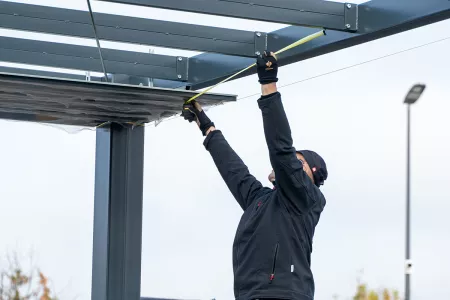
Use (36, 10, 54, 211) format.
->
(185, 29, 326, 104)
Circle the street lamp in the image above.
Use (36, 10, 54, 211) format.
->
(403, 83, 426, 300)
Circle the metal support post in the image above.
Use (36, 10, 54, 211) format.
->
(405, 104, 411, 300)
(92, 123, 145, 300)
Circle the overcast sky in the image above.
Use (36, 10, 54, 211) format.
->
(0, 1, 449, 300)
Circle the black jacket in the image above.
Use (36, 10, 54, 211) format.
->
(203, 92, 326, 300)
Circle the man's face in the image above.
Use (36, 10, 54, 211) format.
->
(268, 153, 314, 184)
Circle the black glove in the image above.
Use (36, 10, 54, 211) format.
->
(256, 51, 278, 85)
(182, 101, 215, 136)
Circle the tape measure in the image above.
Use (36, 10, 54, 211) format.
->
(185, 29, 326, 104)
(97, 30, 326, 129)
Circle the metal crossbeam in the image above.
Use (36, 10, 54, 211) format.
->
(0, 67, 92, 81)
(100, 0, 358, 31)
(187, 0, 450, 90)
(3, 1, 447, 90)
(0, 1, 265, 57)
(0, 37, 188, 81)
(0, 66, 182, 89)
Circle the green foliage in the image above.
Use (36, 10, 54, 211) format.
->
(353, 282, 400, 300)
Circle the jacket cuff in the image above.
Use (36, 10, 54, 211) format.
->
(257, 91, 281, 108)
(203, 129, 221, 150)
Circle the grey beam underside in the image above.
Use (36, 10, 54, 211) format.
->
(0, 36, 188, 81)
(186, 0, 450, 90)
(0, 66, 181, 89)
(0, 1, 262, 57)
(0, 67, 93, 81)
(99, 0, 358, 32)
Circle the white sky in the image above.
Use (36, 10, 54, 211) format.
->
(0, 1, 449, 300)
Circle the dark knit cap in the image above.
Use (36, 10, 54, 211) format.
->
(296, 150, 328, 188)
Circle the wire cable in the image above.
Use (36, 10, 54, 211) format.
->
(238, 36, 450, 101)
(86, 0, 109, 82)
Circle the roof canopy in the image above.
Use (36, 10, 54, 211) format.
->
(0, 0, 449, 126)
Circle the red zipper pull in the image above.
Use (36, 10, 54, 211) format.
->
(269, 273, 275, 283)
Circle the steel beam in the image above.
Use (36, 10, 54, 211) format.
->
(92, 123, 145, 300)
(187, 0, 450, 90)
(0, 65, 181, 88)
(0, 37, 188, 81)
(1, 0, 448, 89)
(100, 0, 358, 31)
(0, 67, 93, 81)
(0, 1, 262, 57)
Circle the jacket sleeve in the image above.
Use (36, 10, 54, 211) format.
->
(203, 130, 268, 211)
(258, 92, 316, 213)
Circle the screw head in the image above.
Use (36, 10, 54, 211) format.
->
(178, 57, 183, 61)
(256, 32, 261, 37)
(346, 3, 352, 9)
(255, 51, 261, 56)
(177, 75, 182, 79)
(346, 24, 351, 29)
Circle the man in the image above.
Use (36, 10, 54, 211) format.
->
(182, 52, 328, 300)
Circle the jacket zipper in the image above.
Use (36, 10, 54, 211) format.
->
(269, 243, 279, 284)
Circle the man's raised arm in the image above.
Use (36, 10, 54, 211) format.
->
(256, 52, 316, 212)
(182, 101, 268, 211)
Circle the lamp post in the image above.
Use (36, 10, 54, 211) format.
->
(403, 83, 426, 300)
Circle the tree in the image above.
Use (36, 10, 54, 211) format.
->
(368, 290, 379, 300)
(353, 282, 400, 300)
(353, 283, 367, 300)
(0, 252, 58, 300)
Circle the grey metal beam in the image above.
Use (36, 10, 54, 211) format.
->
(0, 1, 262, 57)
(187, 0, 450, 90)
(0, 67, 92, 81)
(100, 0, 358, 31)
(92, 123, 145, 300)
(0, 67, 178, 88)
(0, 67, 185, 91)
(0, 37, 188, 81)
(2, 0, 448, 90)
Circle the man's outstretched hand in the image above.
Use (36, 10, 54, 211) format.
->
(182, 100, 215, 136)
(256, 51, 278, 85)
